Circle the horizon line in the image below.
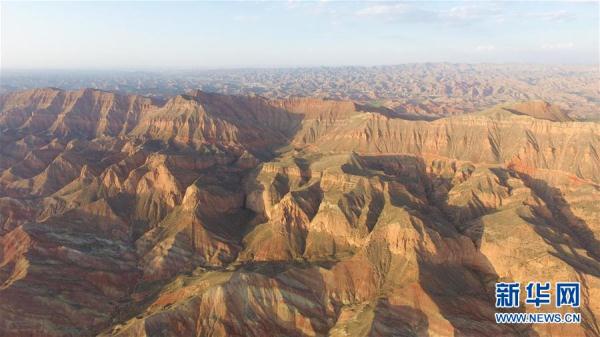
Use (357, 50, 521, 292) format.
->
(2, 61, 599, 73)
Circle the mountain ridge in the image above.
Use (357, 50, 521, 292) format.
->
(0, 88, 599, 337)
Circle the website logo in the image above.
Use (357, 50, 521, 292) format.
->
(494, 281, 581, 324)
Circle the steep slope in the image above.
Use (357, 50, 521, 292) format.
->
(130, 91, 302, 156)
(0, 88, 156, 139)
(290, 104, 598, 184)
(504, 100, 572, 122)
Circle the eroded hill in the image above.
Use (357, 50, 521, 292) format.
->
(0, 88, 599, 337)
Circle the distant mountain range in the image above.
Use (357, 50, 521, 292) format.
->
(0, 88, 599, 337)
(2, 64, 598, 120)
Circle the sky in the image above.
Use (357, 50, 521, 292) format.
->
(1, 1, 598, 69)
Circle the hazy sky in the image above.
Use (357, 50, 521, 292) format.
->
(1, 1, 598, 69)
